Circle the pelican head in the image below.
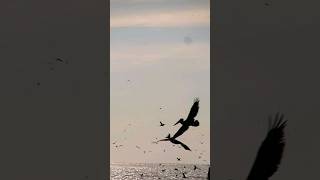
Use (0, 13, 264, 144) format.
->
(174, 118, 184, 126)
(191, 120, 200, 127)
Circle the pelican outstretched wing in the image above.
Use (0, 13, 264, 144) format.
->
(247, 113, 287, 180)
(171, 139, 191, 151)
(186, 98, 200, 122)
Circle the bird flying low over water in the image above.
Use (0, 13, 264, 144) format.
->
(172, 98, 200, 139)
(156, 134, 191, 151)
(246, 112, 287, 180)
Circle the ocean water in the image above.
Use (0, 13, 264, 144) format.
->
(111, 163, 210, 180)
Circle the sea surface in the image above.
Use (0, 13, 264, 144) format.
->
(111, 163, 210, 180)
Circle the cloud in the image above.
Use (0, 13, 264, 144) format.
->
(111, 42, 210, 72)
(111, 7, 210, 28)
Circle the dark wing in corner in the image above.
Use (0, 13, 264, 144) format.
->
(247, 113, 287, 180)
(186, 98, 200, 122)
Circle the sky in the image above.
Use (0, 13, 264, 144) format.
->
(110, 0, 210, 164)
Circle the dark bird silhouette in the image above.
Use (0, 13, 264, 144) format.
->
(115, 145, 123, 148)
(246, 112, 287, 180)
(174, 168, 179, 171)
(194, 165, 198, 170)
(156, 134, 191, 150)
(161, 169, 165, 172)
(160, 121, 165, 126)
(56, 58, 63, 62)
(177, 157, 181, 161)
(172, 98, 200, 139)
(182, 172, 187, 178)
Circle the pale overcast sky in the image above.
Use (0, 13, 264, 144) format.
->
(110, 0, 210, 164)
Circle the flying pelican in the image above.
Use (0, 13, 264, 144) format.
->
(246, 112, 287, 180)
(155, 134, 191, 150)
(172, 98, 200, 139)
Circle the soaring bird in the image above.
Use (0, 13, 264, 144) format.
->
(156, 134, 191, 150)
(160, 121, 165, 126)
(246, 112, 287, 180)
(172, 98, 200, 139)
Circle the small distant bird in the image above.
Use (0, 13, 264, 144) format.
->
(174, 168, 179, 171)
(182, 172, 187, 178)
(56, 57, 69, 64)
(115, 145, 123, 148)
(194, 165, 198, 170)
(140, 173, 143, 178)
(177, 157, 181, 161)
(160, 121, 165, 126)
(161, 169, 165, 172)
